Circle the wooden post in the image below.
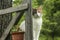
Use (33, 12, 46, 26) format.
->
(0, 0, 12, 40)
(25, 0, 33, 40)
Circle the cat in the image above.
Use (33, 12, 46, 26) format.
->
(19, 6, 43, 40)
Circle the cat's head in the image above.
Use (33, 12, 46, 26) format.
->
(32, 6, 42, 18)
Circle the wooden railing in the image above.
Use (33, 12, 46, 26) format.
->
(0, 0, 33, 40)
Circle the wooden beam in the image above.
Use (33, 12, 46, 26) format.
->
(14, 11, 24, 25)
(0, 12, 24, 40)
(0, 3, 28, 15)
(25, 0, 33, 40)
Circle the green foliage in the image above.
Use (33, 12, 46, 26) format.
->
(43, 0, 60, 39)
(32, 0, 38, 8)
(13, 0, 22, 6)
(32, 0, 44, 8)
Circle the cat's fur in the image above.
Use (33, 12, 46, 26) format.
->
(19, 6, 42, 40)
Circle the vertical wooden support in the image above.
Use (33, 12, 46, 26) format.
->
(25, 0, 33, 40)
(0, 0, 2, 38)
(0, 0, 12, 40)
(4, 0, 12, 40)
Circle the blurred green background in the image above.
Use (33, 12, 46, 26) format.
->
(12, 0, 60, 40)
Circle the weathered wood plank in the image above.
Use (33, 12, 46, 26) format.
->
(25, 0, 33, 40)
(0, 3, 28, 15)
(14, 11, 24, 25)
(0, 12, 24, 40)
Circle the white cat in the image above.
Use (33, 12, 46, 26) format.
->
(19, 6, 42, 40)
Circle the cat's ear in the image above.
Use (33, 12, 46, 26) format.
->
(37, 6, 43, 13)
